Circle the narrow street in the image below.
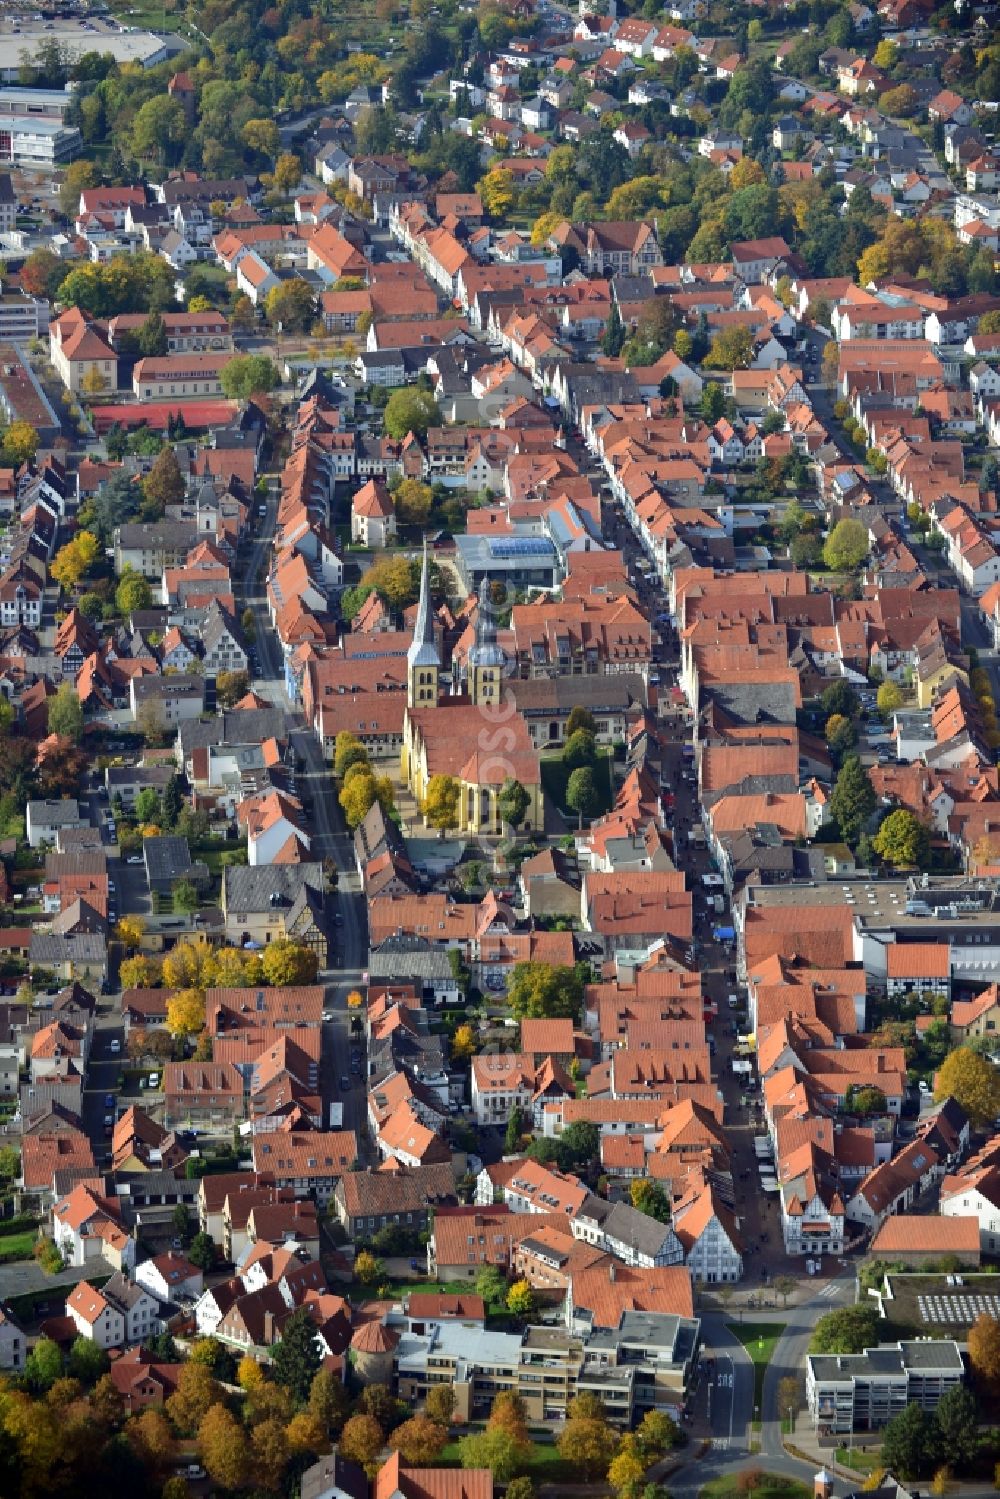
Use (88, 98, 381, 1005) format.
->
(236, 486, 369, 1142)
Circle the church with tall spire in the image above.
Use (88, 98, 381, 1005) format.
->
(406, 542, 440, 710)
(400, 562, 544, 836)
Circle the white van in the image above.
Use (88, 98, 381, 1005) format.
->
(727, 994, 739, 1009)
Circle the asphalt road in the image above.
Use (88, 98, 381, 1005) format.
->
(662, 1279, 858, 1499)
(236, 486, 369, 1143)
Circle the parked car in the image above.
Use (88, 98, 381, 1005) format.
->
(110, 1039, 121, 1053)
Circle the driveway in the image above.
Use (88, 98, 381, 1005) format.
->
(0, 1258, 103, 1303)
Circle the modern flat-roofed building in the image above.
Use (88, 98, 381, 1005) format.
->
(0, 292, 48, 343)
(454, 533, 560, 592)
(0, 23, 168, 85)
(806, 1339, 964, 1435)
(0, 115, 80, 169)
(0, 87, 73, 121)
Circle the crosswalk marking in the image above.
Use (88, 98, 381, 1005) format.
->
(711, 1438, 729, 1450)
(817, 1282, 841, 1299)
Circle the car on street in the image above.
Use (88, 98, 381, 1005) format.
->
(104, 1093, 114, 1108)
(340, 1074, 350, 1090)
(110, 1038, 121, 1053)
(127, 855, 143, 865)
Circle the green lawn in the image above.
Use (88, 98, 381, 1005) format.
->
(835, 1444, 882, 1474)
(727, 1322, 787, 1410)
(107, 0, 193, 35)
(0, 1231, 37, 1263)
(540, 748, 615, 822)
(700, 1476, 810, 1499)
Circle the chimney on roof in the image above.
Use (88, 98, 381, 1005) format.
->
(609, 1262, 616, 1282)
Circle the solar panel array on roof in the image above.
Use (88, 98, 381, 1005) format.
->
(918, 1292, 1000, 1324)
(488, 537, 554, 559)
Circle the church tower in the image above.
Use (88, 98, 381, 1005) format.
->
(468, 576, 505, 708)
(407, 542, 440, 709)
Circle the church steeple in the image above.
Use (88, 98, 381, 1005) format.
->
(407, 540, 440, 708)
(468, 576, 504, 707)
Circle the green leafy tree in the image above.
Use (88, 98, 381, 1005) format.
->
(265, 279, 315, 333)
(67, 1336, 110, 1385)
(830, 755, 876, 847)
(565, 707, 596, 737)
(602, 304, 625, 357)
(635, 1409, 680, 1461)
(131, 95, 187, 160)
(877, 680, 904, 717)
(933, 1385, 978, 1470)
(47, 681, 84, 743)
(873, 809, 930, 869)
(458, 1425, 531, 1482)
(505, 1106, 524, 1154)
(560, 1120, 599, 1166)
(508, 961, 585, 1022)
(824, 713, 855, 758)
(135, 788, 161, 824)
(59, 159, 97, 218)
(335, 731, 369, 778)
(187, 1232, 216, 1271)
(220, 355, 278, 400)
(845, 1085, 886, 1117)
(383, 386, 438, 440)
(116, 567, 152, 614)
(704, 325, 754, 371)
(564, 728, 597, 770)
(809, 1304, 881, 1355)
(880, 1402, 942, 1481)
(700, 382, 725, 423)
(271, 1306, 322, 1405)
(630, 1178, 671, 1223)
(172, 879, 200, 914)
(24, 1337, 63, 1392)
(567, 766, 600, 828)
(820, 680, 859, 720)
(498, 777, 531, 833)
(476, 1265, 508, 1305)
(137, 311, 169, 358)
(823, 518, 869, 572)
